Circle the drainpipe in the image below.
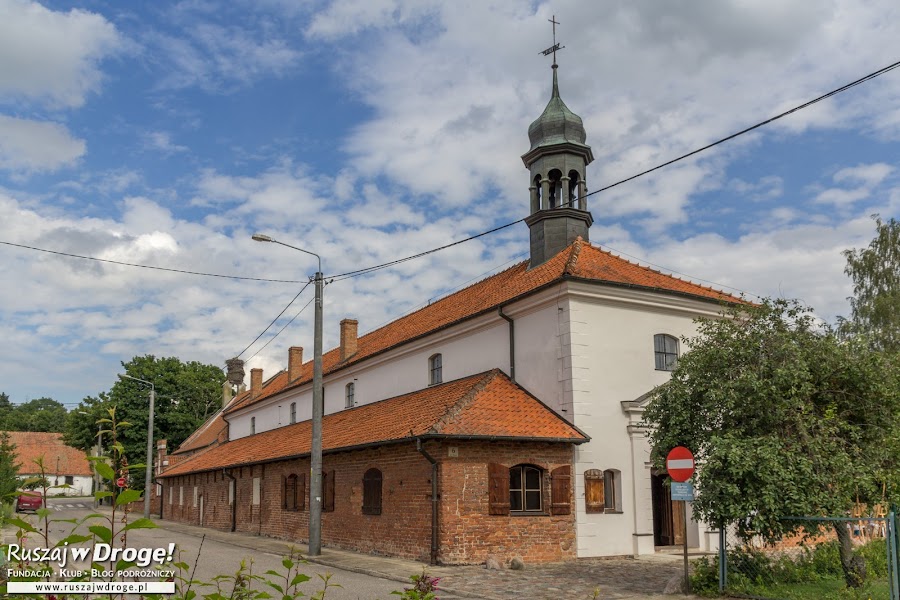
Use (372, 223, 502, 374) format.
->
(223, 468, 237, 532)
(416, 438, 439, 565)
(498, 306, 515, 381)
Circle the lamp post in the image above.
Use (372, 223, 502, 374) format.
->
(252, 233, 324, 556)
(118, 374, 155, 519)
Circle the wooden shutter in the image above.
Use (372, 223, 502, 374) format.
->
(585, 469, 604, 514)
(488, 463, 510, 516)
(362, 468, 382, 515)
(324, 469, 335, 512)
(298, 473, 306, 511)
(550, 465, 571, 515)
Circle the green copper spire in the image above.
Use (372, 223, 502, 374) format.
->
(526, 64, 588, 152)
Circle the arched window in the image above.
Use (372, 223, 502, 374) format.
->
(547, 169, 562, 208)
(510, 464, 543, 512)
(250, 417, 256, 435)
(654, 334, 679, 371)
(429, 353, 442, 385)
(345, 382, 355, 408)
(567, 170, 580, 208)
(362, 468, 382, 515)
(290, 402, 296, 424)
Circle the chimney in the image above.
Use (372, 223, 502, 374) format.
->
(340, 319, 358, 361)
(250, 368, 263, 399)
(156, 440, 168, 473)
(222, 381, 233, 407)
(288, 346, 304, 382)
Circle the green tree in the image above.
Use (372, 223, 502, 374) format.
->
(0, 431, 19, 499)
(0, 392, 12, 429)
(63, 393, 113, 452)
(110, 355, 225, 490)
(642, 299, 900, 588)
(840, 215, 900, 353)
(4, 397, 67, 432)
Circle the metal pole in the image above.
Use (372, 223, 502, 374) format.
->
(144, 387, 155, 519)
(309, 270, 324, 555)
(718, 524, 726, 593)
(683, 501, 690, 594)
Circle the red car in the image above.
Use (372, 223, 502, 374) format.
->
(15, 491, 44, 512)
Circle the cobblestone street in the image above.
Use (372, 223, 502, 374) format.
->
(430, 557, 684, 600)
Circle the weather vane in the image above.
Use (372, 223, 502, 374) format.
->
(540, 15, 564, 66)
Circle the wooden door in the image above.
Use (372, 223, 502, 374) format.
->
(651, 473, 677, 546)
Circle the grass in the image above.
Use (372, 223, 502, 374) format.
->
(730, 578, 890, 600)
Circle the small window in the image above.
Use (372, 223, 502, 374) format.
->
(362, 468, 382, 515)
(323, 469, 335, 512)
(290, 402, 296, 424)
(284, 474, 299, 510)
(604, 469, 621, 512)
(429, 353, 442, 385)
(654, 334, 679, 371)
(64, 475, 74, 485)
(345, 382, 355, 408)
(251, 416, 256, 435)
(510, 465, 542, 512)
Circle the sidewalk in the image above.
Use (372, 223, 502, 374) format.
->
(150, 517, 694, 600)
(3, 510, 699, 600)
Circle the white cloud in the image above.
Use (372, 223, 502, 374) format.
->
(815, 162, 893, 206)
(0, 114, 85, 172)
(0, 0, 121, 108)
(144, 131, 189, 154)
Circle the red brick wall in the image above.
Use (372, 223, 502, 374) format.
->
(438, 441, 576, 564)
(159, 440, 576, 564)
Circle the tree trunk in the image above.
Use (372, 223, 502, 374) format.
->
(834, 522, 866, 588)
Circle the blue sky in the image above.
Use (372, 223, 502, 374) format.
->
(1, 0, 899, 408)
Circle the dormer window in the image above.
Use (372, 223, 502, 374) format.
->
(654, 334, 679, 371)
(429, 353, 442, 385)
(345, 382, 355, 408)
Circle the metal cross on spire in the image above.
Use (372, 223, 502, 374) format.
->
(540, 15, 564, 66)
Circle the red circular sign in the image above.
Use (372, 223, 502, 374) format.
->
(666, 446, 695, 482)
(116, 477, 127, 488)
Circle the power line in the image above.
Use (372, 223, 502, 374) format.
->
(236, 281, 311, 359)
(245, 294, 317, 362)
(0, 240, 305, 284)
(325, 57, 900, 281)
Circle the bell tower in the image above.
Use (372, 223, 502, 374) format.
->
(522, 17, 594, 268)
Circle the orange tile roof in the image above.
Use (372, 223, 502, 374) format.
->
(173, 390, 249, 456)
(226, 239, 743, 416)
(4, 431, 92, 477)
(160, 370, 587, 478)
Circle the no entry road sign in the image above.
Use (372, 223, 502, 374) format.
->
(666, 446, 695, 482)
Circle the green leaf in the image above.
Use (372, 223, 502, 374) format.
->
(116, 488, 143, 506)
(94, 461, 115, 480)
(5, 517, 38, 533)
(94, 491, 113, 499)
(35, 507, 51, 518)
(56, 534, 93, 546)
(115, 558, 135, 572)
(264, 582, 284, 594)
(282, 557, 294, 570)
(120, 517, 158, 532)
(88, 524, 112, 544)
(289, 573, 311, 587)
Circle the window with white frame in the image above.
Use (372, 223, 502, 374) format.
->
(290, 402, 296, 424)
(654, 334, 679, 371)
(429, 353, 442, 385)
(345, 382, 355, 408)
(251, 416, 256, 435)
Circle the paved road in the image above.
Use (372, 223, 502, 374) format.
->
(20, 500, 427, 600)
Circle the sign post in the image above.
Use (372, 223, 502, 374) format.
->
(667, 446, 695, 594)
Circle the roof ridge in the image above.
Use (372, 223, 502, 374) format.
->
(428, 369, 499, 435)
(564, 236, 584, 276)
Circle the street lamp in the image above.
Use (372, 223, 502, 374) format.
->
(252, 232, 324, 556)
(118, 374, 155, 519)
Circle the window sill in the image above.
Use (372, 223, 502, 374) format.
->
(510, 511, 549, 517)
(605, 509, 624, 514)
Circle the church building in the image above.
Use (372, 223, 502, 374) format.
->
(157, 57, 740, 564)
